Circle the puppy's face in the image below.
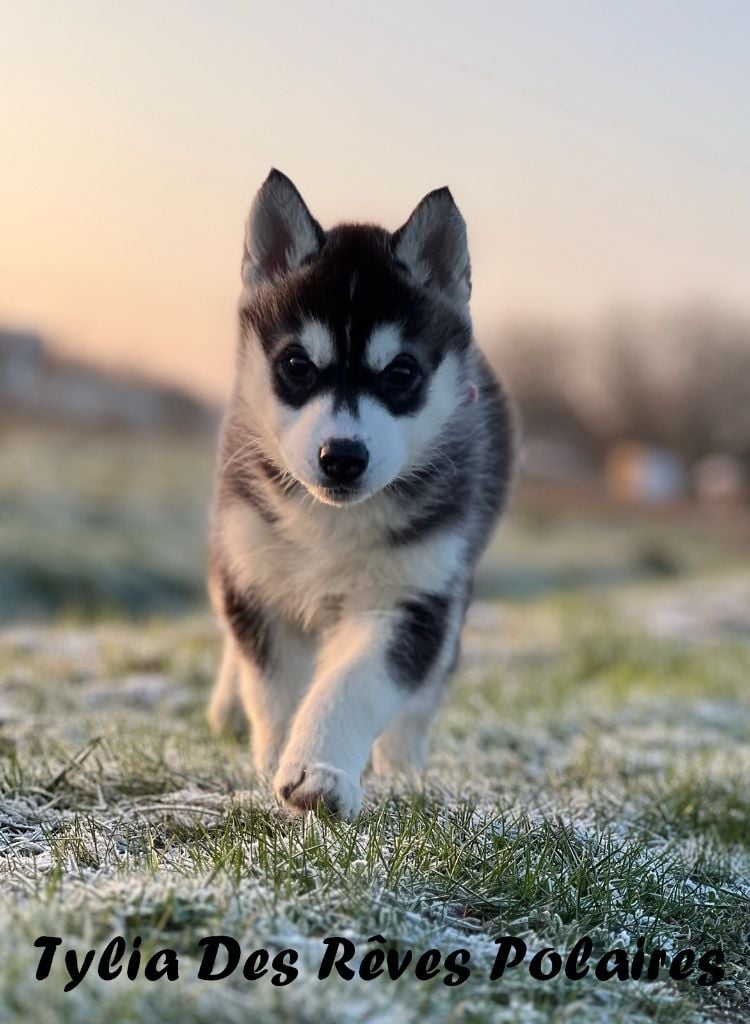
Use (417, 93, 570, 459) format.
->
(236, 170, 474, 506)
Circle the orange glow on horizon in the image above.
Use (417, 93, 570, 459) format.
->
(3, 2, 749, 400)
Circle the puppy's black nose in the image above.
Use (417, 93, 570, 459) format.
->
(319, 438, 369, 483)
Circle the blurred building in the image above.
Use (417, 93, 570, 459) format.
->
(605, 442, 688, 503)
(0, 328, 216, 431)
(692, 454, 747, 503)
(520, 437, 598, 486)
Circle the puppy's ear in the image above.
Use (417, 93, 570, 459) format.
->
(242, 169, 324, 288)
(392, 188, 471, 307)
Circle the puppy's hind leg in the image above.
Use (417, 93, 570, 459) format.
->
(371, 679, 444, 777)
(207, 634, 243, 736)
(372, 598, 465, 779)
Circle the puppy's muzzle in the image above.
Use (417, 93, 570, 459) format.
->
(318, 438, 369, 483)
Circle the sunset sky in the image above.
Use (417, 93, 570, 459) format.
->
(2, 1, 749, 399)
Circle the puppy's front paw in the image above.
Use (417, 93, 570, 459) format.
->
(273, 761, 362, 820)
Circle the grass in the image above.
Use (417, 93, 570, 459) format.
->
(1, 423, 749, 1021)
(0, 424, 215, 620)
(1, 591, 749, 1023)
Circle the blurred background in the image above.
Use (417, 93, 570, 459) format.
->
(2, 0, 749, 622)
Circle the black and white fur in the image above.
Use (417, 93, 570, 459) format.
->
(208, 169, 515, 818)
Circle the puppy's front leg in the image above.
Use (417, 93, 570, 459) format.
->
(220, 582, 316, 776)
(274, 596, 450, 819)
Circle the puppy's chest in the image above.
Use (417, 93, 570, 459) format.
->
(259, 519, 403, 606)
(222, 498, 467, 627)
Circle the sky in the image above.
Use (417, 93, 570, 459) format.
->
(2, 0, 749, 399)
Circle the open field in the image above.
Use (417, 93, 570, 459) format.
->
(1, 424, 749, 1022)
(3, 422, 749, 620)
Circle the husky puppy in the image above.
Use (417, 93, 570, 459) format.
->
(208, 169, 515, 818)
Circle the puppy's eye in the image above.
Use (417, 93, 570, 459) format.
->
(286, 355, 313, 378)
(381, 354, 420, 394)
(279, 347, 316, 385)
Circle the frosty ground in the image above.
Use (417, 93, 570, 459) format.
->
(1, 427, 749, 1022)
(1, 572, 749, 1023)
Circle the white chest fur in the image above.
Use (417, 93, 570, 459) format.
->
(217, 495, 468, 631)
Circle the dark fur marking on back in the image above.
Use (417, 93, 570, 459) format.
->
(388, 593, 451, 691)
(222, 576, 272, 669)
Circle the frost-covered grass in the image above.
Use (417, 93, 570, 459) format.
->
(2, 423, 749, 1019)
(1, 578, 749, 1023)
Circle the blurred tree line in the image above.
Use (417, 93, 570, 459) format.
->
(490, 306, 750, 470)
